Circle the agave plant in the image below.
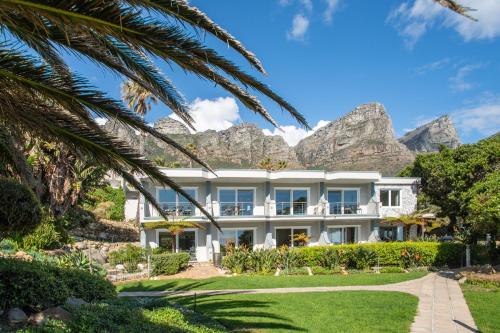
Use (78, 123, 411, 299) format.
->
(0, 0, 311, 228)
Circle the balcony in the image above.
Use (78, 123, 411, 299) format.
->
(219, 202, 254, 216)
(327, 201, 379, 216)
(276, 202, 307, 216)
(158, 202, 196, 217)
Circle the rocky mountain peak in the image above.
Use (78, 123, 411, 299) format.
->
(399, 115, 460, 152)
(154, 117, 191, 135)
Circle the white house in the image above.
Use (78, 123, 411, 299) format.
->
(123, 168, 419, 262)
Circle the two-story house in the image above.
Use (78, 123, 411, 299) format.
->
(123, 168, 419, 262)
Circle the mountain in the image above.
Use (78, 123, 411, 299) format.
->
(295, 103, 415, 175)
(398, 115, 460, 152)
(104, 102, 460, 175)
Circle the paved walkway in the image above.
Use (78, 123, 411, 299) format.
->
(119, 273, 478, 333)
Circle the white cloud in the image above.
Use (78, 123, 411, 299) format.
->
(263, 120, 330, 146)
(388, 0, 500, 47)
(451, 102, 500, 137)
(449, 63, 484, 92)
(323, 0, 340, 24)
(95, 117, 108, 126)
(413, 58, 450, 75)
(301, 0, 313, 12)
(170, 97, 240, 133)
(287, 14, 310, 40)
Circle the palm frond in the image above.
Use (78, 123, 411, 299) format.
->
(434, 0, 477, 21)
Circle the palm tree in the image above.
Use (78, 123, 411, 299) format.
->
(121, 81, 158, 118)
(143, 221, 202, 253)
(0, 0, 311, 228)
(185, 143, 199, 168)
(0, 0, 474, 229)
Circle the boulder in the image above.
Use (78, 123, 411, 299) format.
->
(478, 264, 496, 275)
(65, 297, 88, 307)
(8, 308, 28, 325)
(29, 306, 71, 326)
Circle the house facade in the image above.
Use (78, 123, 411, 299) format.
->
(124, 168, 419, 262)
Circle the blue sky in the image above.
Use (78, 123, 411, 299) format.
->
(81, 0, 500, 145)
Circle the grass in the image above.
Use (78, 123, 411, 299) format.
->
(461, 284, 500, 333)
(173, 291, 418, 333)
(117, 272, 427, 292)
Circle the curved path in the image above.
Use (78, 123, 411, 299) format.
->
(119, 273, 478, 333)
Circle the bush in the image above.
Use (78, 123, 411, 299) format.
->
(84, 185, 125, 221)
(298, 242, 464, 269)
(279, 246, 304, 273)
(352, 247, 377, 270)
(151, 252, 190, 276)
(222, 247, 249, 274)
(20, 215, 61, 250)
(0, 178, 42, 237)
(465, 276, 500, 289)
(248, 249, 280, 274)
(380, 266, 405, 273)
(57, 251, 107, 277)
(108, 244, 146, 273)
(0, 238, 18, 253)
(0, 257, 115, 311)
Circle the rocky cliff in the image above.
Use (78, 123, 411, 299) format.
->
(399, 115, 460, 152)
(294, 103, 415, 175)
(104, 102, 460, 175)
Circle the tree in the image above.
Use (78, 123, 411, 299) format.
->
(402, 135, 500, 236)
(186, 144, 199, 168)
(257, 157, 288, 171)
(466, 172, 500, 235)
(0, 1, 312, 228)
(121, 81, 158, 118)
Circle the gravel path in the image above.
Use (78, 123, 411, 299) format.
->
(119, 272, 478, 333)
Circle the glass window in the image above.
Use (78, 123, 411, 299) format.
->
(276, 228, 309, 247)
(328, 190, 342, 214)
(219, 189, 236, 203)
(391, 190, 400, 206)
(380, 189, 400, 207)
(158, 232, 174, 251)
(276, 190, 291, 215)
(343, 190, 358, 215)
(328, 227, 357, 244)
(220, 229, 253, 253)
(276, 228, 291, 247)
(158, 188, 196, 215)
(380, 190, 390, 206)
(238, 190, 254, 216)
(293, 190, 307, 215)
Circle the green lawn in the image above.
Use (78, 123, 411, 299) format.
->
(461, 284, 500, 333)
(117, 272, 427, 292)
(173, 291, 418, 333)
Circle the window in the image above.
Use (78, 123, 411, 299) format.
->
(275, 189, 308, 215)
(219, 229, 254, 253)
(327, 189, 359, 214)
(219, 189, 254, 216)
(379, 227, 397, 241)
(327, 227, 357, 244)
(158, 188, 196, 216)
(380, 189, 400, 207)
(158, 230, 196, 258)
(275, 228, 309, 247)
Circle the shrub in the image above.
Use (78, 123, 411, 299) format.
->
(352, 247, 377, 270)
(20, 215, 61, 250)
(311, 266, 335, 275)
(297, 242, 463, 269)
(0, 257, 115, 311)
(0, 178, 42, 237)
(0, 238, 18, 253)
(84, 185, 125, 221)
(108, 244, 146, 273)
(279, 247, 304, 274)
(465, 276, 500, 289)
(222, 247, 249, 274)
(62, 206, 96, 228)
(151, 252, 190, 276)
(318, 247, 340, 270)
(380, 266, 405, 273)
(248, 249, 280, 274)
(57, 251, 107, 277)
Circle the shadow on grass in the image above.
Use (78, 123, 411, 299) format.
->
(118, 279, 214, 292)
(174, 295, 307, 332)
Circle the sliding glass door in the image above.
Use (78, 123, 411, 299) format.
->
(327, 227, 357, 244)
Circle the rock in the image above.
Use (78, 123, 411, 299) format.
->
(98, 232, 109, 240)
(340, 267, 348, 275)
(137, 263, 146, 271)
(29, 307, 71, 326)
(306, 267, 313, 276)
(65, 297, 88, 307)
(116, 264, 125, 271)
(399, 115, 460, 152)
(154, 117, 191, 135)
(8, 308, 28, 325)
(478, 264, 496, 275)
(458, 276, 467, 284)
(274, 268, 281, 276)
(295, 103, 415, 176)
(75, 242, 87, 250)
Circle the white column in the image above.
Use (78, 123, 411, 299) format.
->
(140, 229, 147, 248)
(397, 225, 404, 241)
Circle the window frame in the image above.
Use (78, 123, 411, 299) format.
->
(326, 187, 360, 214)
(274, 226, 311, 248)
(380, 189, 401, 207)
(155, 186, 198, 214)
(326, 225, 360, 244)
(274, 187, 310, 216)
(155, 228, 198, 252)
(217, 187, 257, 216)
(218, 227, 257, 250)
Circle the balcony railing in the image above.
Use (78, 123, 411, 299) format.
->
(158, 202, 195, 217)
(328, 202, 360, 215)
(220, 202, 254, 216)
(276, 202, 307, 215)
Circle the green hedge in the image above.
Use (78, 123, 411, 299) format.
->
(0, 257, 116, 311)
(151, 252, 190, 276)
(108, 244, 146, 273)
(297, 242, 463, 268)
